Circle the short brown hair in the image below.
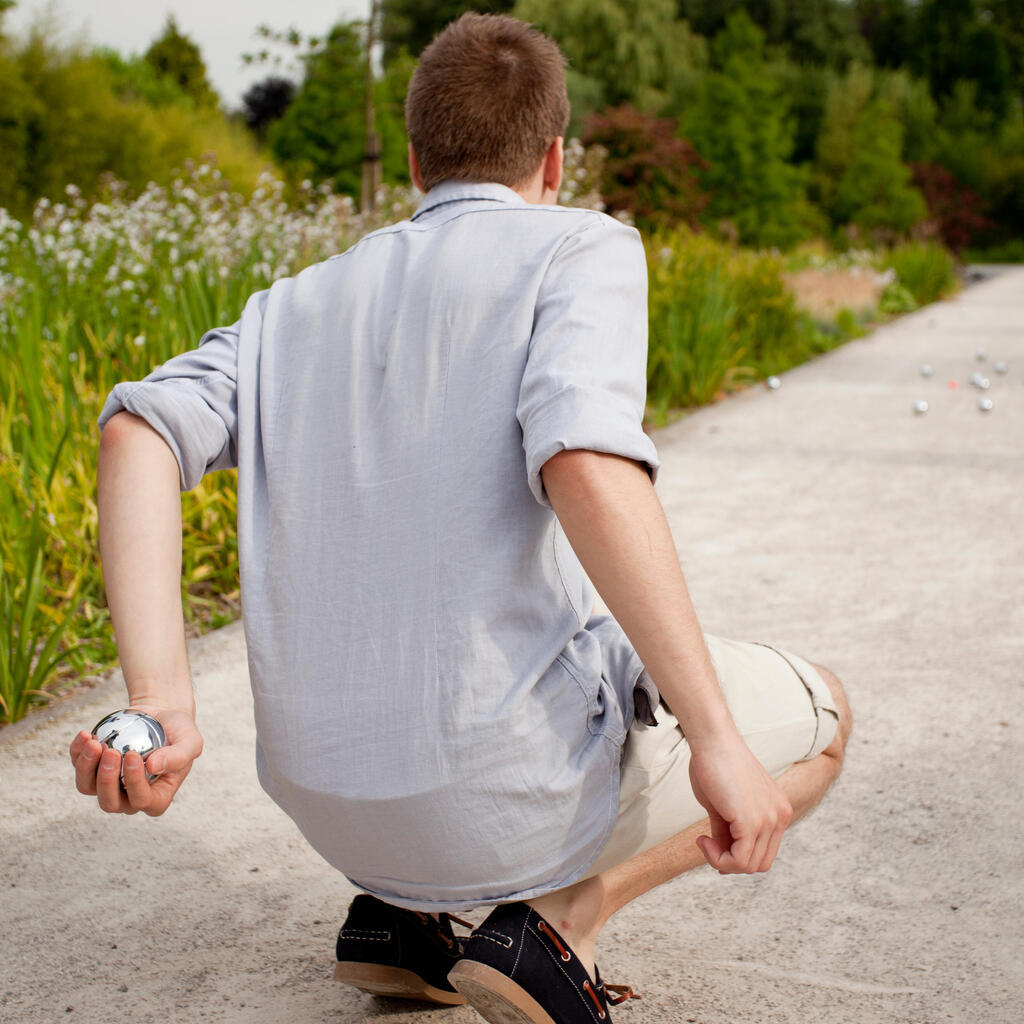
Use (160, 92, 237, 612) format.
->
(405, 13, 570, 192)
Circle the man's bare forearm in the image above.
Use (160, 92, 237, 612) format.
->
(97, 411, 195, 716)
(540, 449, 737, 745)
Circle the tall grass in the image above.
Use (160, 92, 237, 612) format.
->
(876, 241, 958, 307)
(645, 229, 859, 419)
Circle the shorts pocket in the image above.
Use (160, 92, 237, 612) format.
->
(620, 700, 687, 776)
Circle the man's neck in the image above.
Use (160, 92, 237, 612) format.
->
(515, 176, 559, 205)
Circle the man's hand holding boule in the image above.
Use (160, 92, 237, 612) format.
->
(69, 704, 202, 816)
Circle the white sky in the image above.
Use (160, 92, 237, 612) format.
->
(4, 0, 368, 107)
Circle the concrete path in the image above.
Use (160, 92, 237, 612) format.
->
(2, 269, 1022, 1024)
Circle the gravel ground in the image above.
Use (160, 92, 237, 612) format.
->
(2, 267, 1022, 1024)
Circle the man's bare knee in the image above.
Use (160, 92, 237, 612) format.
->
(810, 662, 852, 761)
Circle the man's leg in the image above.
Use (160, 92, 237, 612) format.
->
(525, 663, 852, 981)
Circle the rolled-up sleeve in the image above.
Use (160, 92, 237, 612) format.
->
(517, 218, 660, 508)
(97, 323, 240, 491)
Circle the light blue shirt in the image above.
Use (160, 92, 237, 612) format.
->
(98, 181, 661, 911)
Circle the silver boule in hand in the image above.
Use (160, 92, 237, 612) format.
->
(91, 710, 166, 784)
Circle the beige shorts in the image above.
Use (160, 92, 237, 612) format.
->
(584, 635, 840, 877)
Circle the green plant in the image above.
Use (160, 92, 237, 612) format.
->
(0, 438, 93, 723)
(879, 280, 917, 314)
(878, 240, 957, 305)
(647, 230, 786, 414)
(962, 238, 1024, 263)
(646, 228, 871, 419)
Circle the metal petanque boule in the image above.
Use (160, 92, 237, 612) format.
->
(978, 396, 994, 412)
(913, 399, 929, 415)
(765, 376, 781, 390)
(91, 710, 166, 784)
(920, 363, 934, 377)
(993, 361, 1008, 374)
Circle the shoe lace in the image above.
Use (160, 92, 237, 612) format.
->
(601, 981, 641, 1005)
(413, 910, 476, 951)
(584, 977, 641, 1018)
(536, 917, 641, 1016)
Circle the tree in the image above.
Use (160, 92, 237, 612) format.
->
(780, 0, 869, 67)
(242, 76, 296, 139)
(97, 48, 196, 108)
(815, 64, 931, 234)
(958, 22, 1014, 119)
(913, 0, 1015, 117)
(143, 16, 218, 109)
(677, 0, 785, 40)
(582, 105, 709, 229)
(513, 0, 706, 112)
(773, 60, 831, 165)
(268, 23, 369, 196)
(0, 42, 35, 210)
(855, 0, 917, 68)
(877, 68, 941, 165)
(373, 50, 414, 186)
(814, 63, 876, 213)
(985, 0, 1024, 95)
(381, 0, 515, 62)
(831, 101, 927, 234)
(684, 12, 817, 247)
(910, 161, 991, 250)
(680, 0, 868, 67)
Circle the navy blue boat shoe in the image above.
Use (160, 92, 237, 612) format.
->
(334, 893, 471, 1005)
(449, 902, 639, 1023)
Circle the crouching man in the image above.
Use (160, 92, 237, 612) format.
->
(71, 14, 850, 1023)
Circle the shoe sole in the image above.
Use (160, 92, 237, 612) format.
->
(448, 960, 558, 1024)
(333, 961, 466, 1005)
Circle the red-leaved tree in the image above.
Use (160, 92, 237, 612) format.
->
(910, 162, 991, 253)
(582, 105, 709, 231)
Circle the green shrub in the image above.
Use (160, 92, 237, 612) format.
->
(646, 228, 869, 419)
(878, 241, 957, 305)
(879, 281, 917, 314)
(0, 29, 269, 216)
(961, 239, 1024, 263)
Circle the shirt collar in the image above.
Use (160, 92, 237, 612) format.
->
(411, 180, 526, 220)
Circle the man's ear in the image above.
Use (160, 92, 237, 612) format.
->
(409, 143, 426, 193)
(542, 136, 564, 200)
